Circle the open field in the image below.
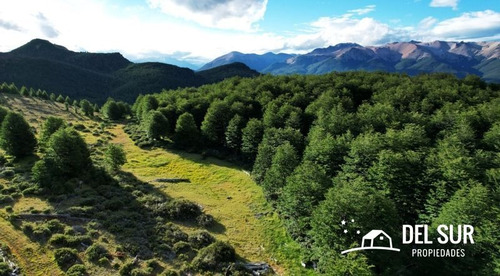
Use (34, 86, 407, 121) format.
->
(111, 125, 311, 275)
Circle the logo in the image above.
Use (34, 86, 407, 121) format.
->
(339, 218, 474, 257)
(341, 229, 400, 254)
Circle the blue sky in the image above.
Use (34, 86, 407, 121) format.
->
(0, 0, 499, 67)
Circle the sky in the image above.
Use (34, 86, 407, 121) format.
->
(0, 0, 499, 68)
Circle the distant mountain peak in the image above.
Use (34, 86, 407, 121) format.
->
(11, 38, 71, 59)
(200, 40, 500, 83)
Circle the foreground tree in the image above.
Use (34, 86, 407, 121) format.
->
(39, 117, 65, 150)
(33, 127, 92, 193)
(0, 112, 36, 157)
(46, 127, 92, 177)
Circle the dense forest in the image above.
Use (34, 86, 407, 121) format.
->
(129, 71, 500, 275)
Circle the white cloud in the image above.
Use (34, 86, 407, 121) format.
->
(147, 0, 268, 31)
(429, 10, 500, 40)
(0, 1, 498, 65)
(430, 0, 458, 10)
(348, 5, 376, 16)
(283, 12, 406, 50)
(419, 16, 438, 29)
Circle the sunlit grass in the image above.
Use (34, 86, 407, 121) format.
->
(112, 125, 314, 275)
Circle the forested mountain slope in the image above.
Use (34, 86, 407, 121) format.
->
(131, 71, 500, 275)
(0, 39, 259, 103)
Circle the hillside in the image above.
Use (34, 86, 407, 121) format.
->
(202, 41, 500, 82)
(199, 52, 294, 72)
(131, 71, 500, 275)
(0, 93, 310, 275)
(0, 39, 260, 104)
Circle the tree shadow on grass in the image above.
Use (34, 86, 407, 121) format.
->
(9, 167, 229, 271)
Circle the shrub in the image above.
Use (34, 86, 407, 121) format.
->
(0, 262, 12, 276)
(85, 243, 109, 262)
(46, 219, 65, 234)
(119, 261, 135, 276)
(54, 247, 79, 270)
(160, 270, 178, 276)
(97, 257, 110, 267)
(0, 195, 13, 204)
(196, 214, 214, 227)
(173, 241, 191, 254)
(0, 169, 14, 178)
(188, 231, 215, 249)
(49, 234, 92, 248)
(66, 264, 87, 276)
(191, 241, 235, 271)
(167, 200, 201, 220)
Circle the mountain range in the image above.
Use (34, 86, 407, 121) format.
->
(0, 39, 259, 103)
(201, 41, 500, 83)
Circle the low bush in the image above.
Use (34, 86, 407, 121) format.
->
(0, 262, 12, 276)
(54, 247, 79, 270)
(0, 195, 13, 204)
(119, 261, 135, 276)
(85, 243, 109, 262)
(172, 241, 191, 255)
(188, 231, 215, 249)
(191, 241, 235, 271)
(167, 200, 201, 220)
(49, 234, 92, 248)
(196, 214, 214, 227)
(66, 264, 87, 276)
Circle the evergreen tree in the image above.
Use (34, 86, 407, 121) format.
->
(174, 112, 199, 149)
(101, 99, 121, 120)
(241, 118, 264, 160)
(80, 99, 93, 117)
(0, 112, 36, 157)
(39, 117, 66, 150)
(104, 143, 126, 173)
(56, 95, 65, 103)
(201, 101, 231, 145)
(46, 127, 91, 177)
(0, 106, 8, 125)
(261, 142, 299, 200)
(279, 161, 332, 239)
(144, 110, 169, 140)
(225, 114, 245, 152)
(19, 86, 29, 96)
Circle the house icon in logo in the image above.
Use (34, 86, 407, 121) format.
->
(341, 229, 400, 254)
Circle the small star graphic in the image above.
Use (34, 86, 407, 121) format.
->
(344, 229, 348, 234)
(341, 220, 346, 225)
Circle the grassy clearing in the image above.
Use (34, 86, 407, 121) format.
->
(0, 94, 313, 275)
(112, 124, 314, 275)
